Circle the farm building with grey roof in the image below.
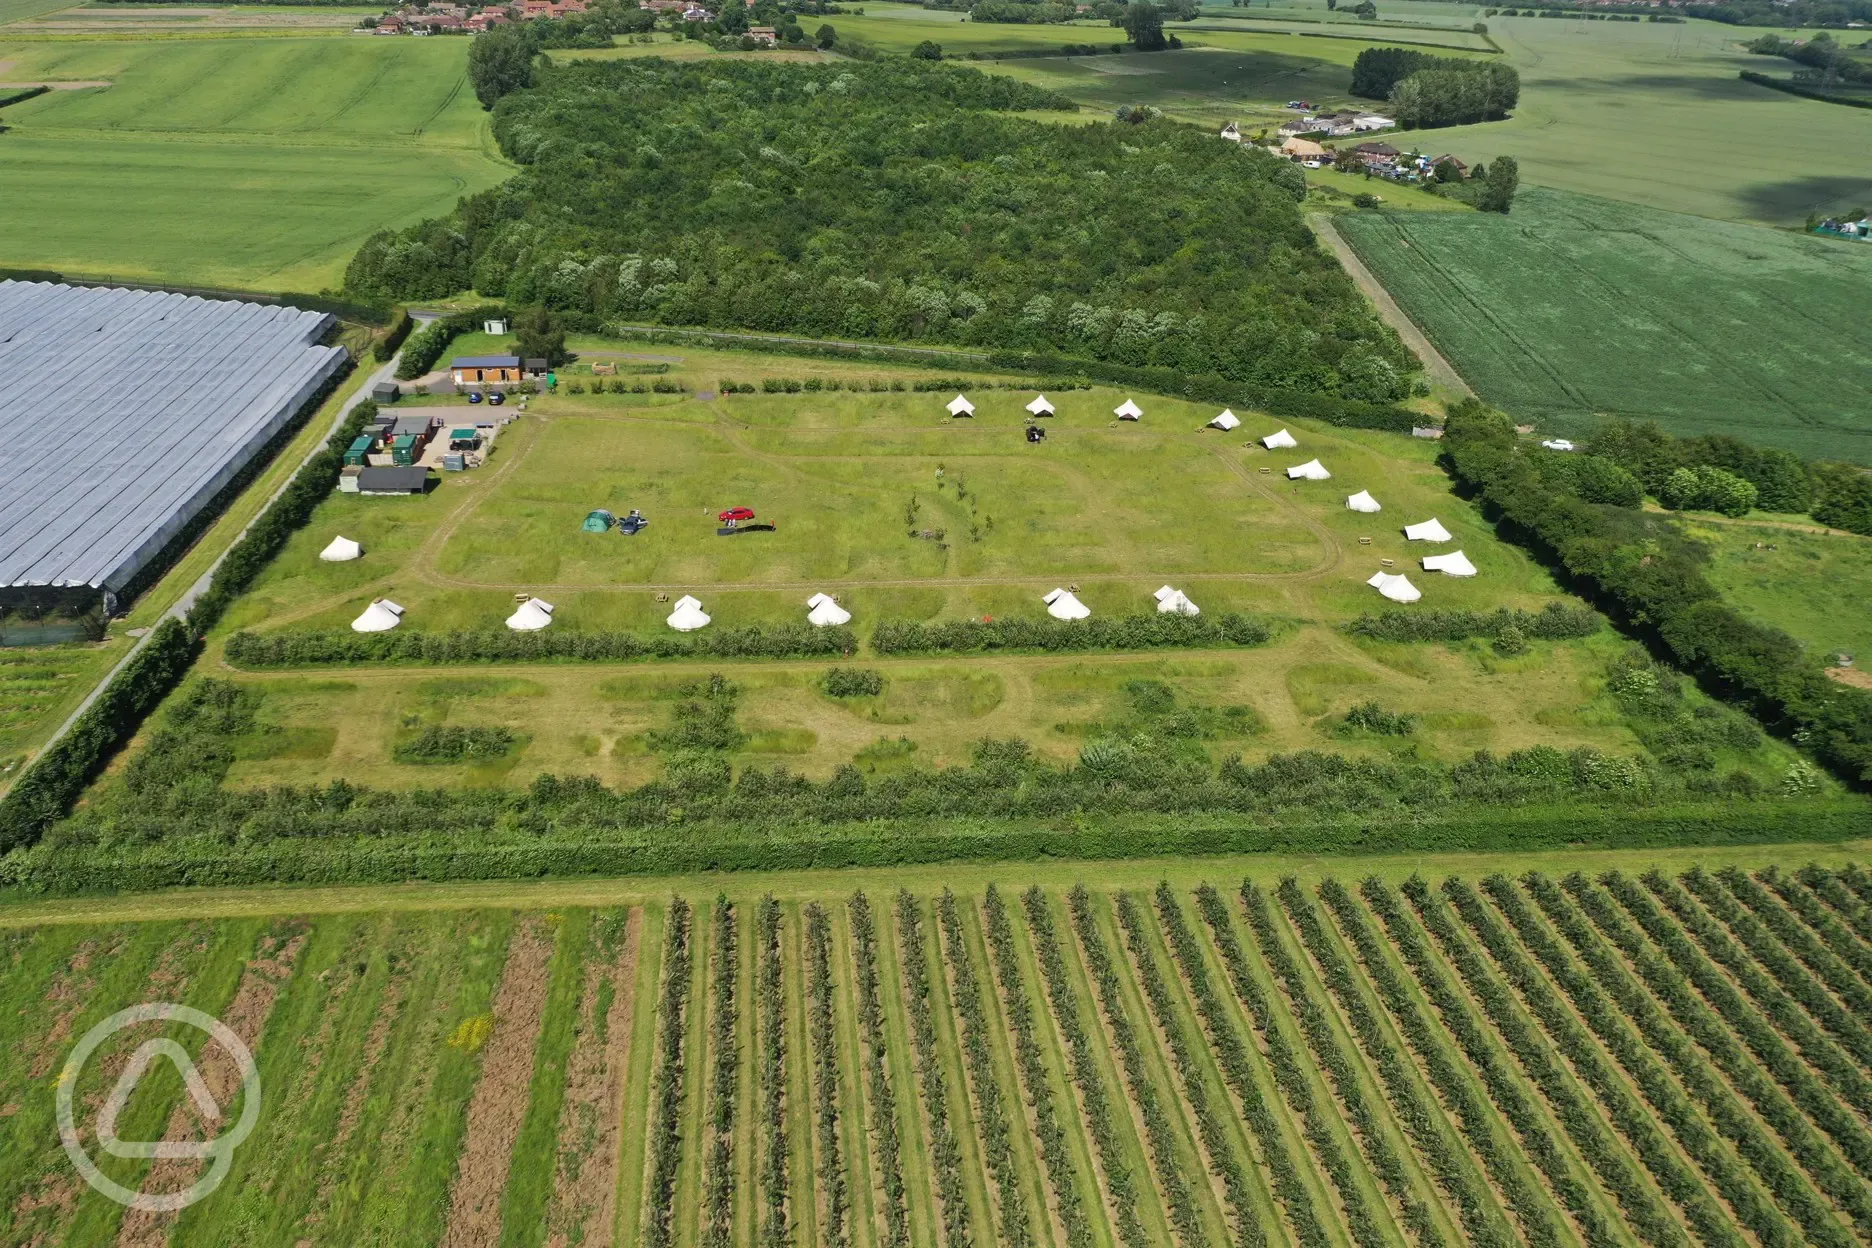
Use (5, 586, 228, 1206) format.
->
(0, 280, 348, 609)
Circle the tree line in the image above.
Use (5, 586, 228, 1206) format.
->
(1350, 47, 1521, 128)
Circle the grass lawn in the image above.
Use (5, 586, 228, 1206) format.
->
(1687, 520, 1872, 665)
(1336, 187, 1872, 460)
(1305, 165, 1475, 211)
(0, 36, 509, 290)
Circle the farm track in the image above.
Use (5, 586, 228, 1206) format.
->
(10, 869, 1872, 1245)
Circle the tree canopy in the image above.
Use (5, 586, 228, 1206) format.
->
(346, 58, 1415, 402)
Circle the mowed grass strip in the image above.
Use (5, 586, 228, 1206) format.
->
(498, 910, 593, 1248)
(612, 902, 668, 1248)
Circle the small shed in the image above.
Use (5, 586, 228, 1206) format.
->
(389, 435, 419, 466)
(357, 466, 429, 495)
(371, 382, 400, 403)
(344, 435, 375, 466)
(524, 357, 549, 377)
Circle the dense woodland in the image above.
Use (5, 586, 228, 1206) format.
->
(1350, 47, 1521, 128)
(346, 59, 1418, 403)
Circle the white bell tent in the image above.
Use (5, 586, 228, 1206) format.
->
(319, 535, 361, 562)
(1043, 588, 1091, 620)
(1025, 394, 1055, 417)
(1262, 428, 1298, 450)
(1153, 585, 1200, 616)
(667, 594, 711, 632)
(1113, 398, 1143, 421)
(1422, 550, 1478, 577)
(1403, 518, 1453, 542)
(505, 597, 555, 631)
(1345, 490, 1382, 513)
(946, 394, 975, 417)
(1287, 459, 1331, 481)
(351, 598, 405, 633)
(806, 592, 852, 627)
(1208, 409, 1241, 431)
(1366, 572, 1422, 604)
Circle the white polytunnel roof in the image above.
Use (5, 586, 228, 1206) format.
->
(946, 394, 974, 416)
(1043, 587, 1091, 620)
(1404, 518, 1453, 542)
(319, 536, 362, 562)
(1366, 572, 1422, 604)
(1346, 490, 1382, 513)
(0, 281, 348, 595)
(1208, 409, 1240, 431)
(1262, 428, 1298, 449)
(1422, 550, 1477, 577)
(1287, 459, 1331, 481)
(1025, 394, 1055, 416)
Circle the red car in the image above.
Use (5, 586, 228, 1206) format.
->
(718, 506, 756, 523)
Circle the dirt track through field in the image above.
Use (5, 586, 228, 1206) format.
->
(1309, 213, 1473, 399)
(441, 917, 556, 1248)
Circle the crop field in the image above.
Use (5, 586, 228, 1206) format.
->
(147, 340, 1791, 791)
(1336, 188, 1872, 460)
(6, 857, 1872, 1246)
(0, 36, 509, 290)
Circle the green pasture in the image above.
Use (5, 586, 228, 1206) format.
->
(1337, 188, 1872, 459)
(0, 0, 72, 25)
(1688, 520, 1872, 664)
(0, 36, 508, 290)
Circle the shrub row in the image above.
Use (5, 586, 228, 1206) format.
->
(373, 309, 414, 362)
(395, 306, 506, 380)
(1391, 878, 1683, 1246)
(1440, 877, 1737, 1248)
(1626, 871, 1872, 1109)
(1544, 874, 1872, 1232)
(1501, 875, 1810, 1247)
(756, 895, 788, 1248)
(1317, 879, 1566, 1248)
(391, 724, 517, 763)
(1441, 399, 1872, 784)
(1020, 886, 1151, 1248)
(1346, 602, 1599, 645)
(1274, 879, 1513, 1248)
(934, 890, 1033, 1248)
(847, 892, 911, 1248)
(643, 896, 694, 1248)
(892, 892, 973, 1248)
(703, 896, 738, 1248)
(803, 903, 848, 1248)
(871, 613, 1270, 656)
(1141, 887, 1327, 1247)
(1063, 887, 1215, 1248)
(1740, 70, 1872, 109)
(1712, 867, 1872, 1029)
(225, 623, 856, 667)
(980, 887, 1094, 1248)
(0, 617, 196, 853)
(1361, 879, 1612, 1245)
(1714, 875, 1872, 1047)
(1201, 885, 1419, 1248)
(1785, 865, 1872, 951)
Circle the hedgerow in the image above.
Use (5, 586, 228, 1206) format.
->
(981, 887, 1094, 1248)
(1317, 879, 1566, 1248)
(391, 725, 517, 764)
(225, 623, 856, 666)
(703, 896, 738, 1248)
(872, 613, 1270, 656)
(1021, 886, 1151, 1248)
(934, 890, 1033, 1248)
(804, 903, 848, 1248)
(893, 892, 973, 1248)
(848, 892, 910, 1248)
(757, 895, 788, 1248)
(395, 306, 507, 380)
(1439, 877, 1736, 1248)
(1274, 878, 1514, 1248)
(1141, 887, 1325, 1246)
(643, 896, 694, 1248)
(1393, 877, 1683, 1247)
(1345, 602, 1599, 645)
(374, 309, 413, 362)
(1065, 886, 1212, 1248)
(1489, 875, 1805, 1245)
(1538, 873, 1868, 1239)
(1199, 885, 1425, 1248)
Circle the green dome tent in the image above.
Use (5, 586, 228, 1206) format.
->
(581, 509, 615, 533)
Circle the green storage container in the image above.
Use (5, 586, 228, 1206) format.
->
(343, 435, 374, 466)
(391, 434, 417, 466)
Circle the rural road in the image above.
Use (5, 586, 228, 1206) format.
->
(31, 319, 428, 765)
(1309, 212, 1474, 399)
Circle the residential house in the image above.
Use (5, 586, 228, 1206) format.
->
(748, 23, 777, 42)
(1427, 153, 1467, 177)
(451, 354, 523, 385)
(682, 4, 711, 18)
(1279, 137, 1327, 162)
(1351, 141, 1399, 168)
(375, 15, 404, 32)
(1316, 112, 1362, 137)
(1276, 118, 1317, 138)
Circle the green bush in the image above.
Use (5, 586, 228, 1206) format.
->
(871, 612, 1271, 655)
(1346, 602, 1599, 644)
(1660, 464, 1757, 517)
(392, 725, 519, 763)
(822, 667, 884, 697)
(1337, 701, 1417, 737)
(373, 309, 414, 362)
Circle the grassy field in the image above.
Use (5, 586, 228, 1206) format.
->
(1689, 520, 1872, 665)
(0, 35, 509, 290)
(1336, 187, 1872, 459)
(5, 856, 1871, 1247)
